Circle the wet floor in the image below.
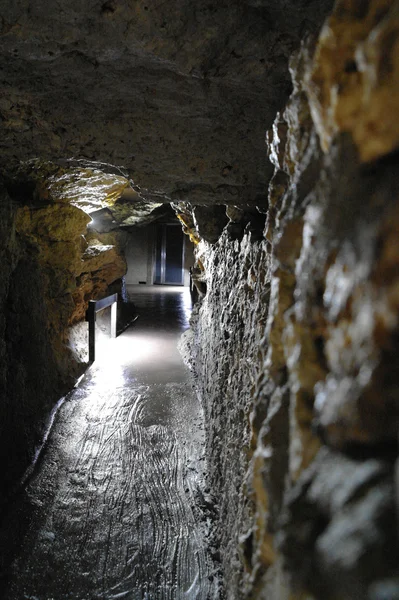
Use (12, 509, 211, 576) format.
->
(0, 286, 218, 600)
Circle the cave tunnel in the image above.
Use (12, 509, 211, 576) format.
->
(1, 0, 399, 599)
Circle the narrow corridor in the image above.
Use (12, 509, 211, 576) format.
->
(0, 286, 217, 600)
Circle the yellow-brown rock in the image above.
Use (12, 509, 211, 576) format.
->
(174, 204, 201, 245)
(251, 450, 277, 567)
(15, 204, 91, 241)
(70, 241, 127, 323)
(14, 183, 127, 331)
(306, 0, 399, 162)
(15, 159, 130, 211)
(2, 0, 399, 598)
(47, 168, 130, 212)
(314, 188, 399, 448)
(283, 316, 324, 480)
(78, 243, 124, 276)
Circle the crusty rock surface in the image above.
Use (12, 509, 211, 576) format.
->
(186, 2, 399, 598)
(2, 1, 399, 599)
(0, 0, 333, 515)
(0, 184, 77, 509)
(306, 0, 399, 162)
(279, 448, 398, 600)
(0, 167, 130, 509)
(187, 230, 271, 597)
(0, 0, 333, 207)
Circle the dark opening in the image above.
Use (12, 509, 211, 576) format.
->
(154, 223, 185, 285)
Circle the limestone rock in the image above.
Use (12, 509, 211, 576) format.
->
(107, 194, 164, 228)
(8, 159, 165, 228)
(0, 0, 333, 206)
(79, 243, 123, 276)
(0, 169, 131, 511)
(42, 164, 130, 212)
(192, 205, 229, 244)
(188, 5, 399, 597)
(172, 203, 201, 246)
(3, 1, 399, 598)
(279, 448, 397, 600)
(188, 231, 271, 597)
(71, 242, 127, 323)
(306, 0, 399, 162)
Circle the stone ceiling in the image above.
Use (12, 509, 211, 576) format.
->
(0, 0, 333, 209)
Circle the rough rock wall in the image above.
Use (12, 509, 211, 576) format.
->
(189, 2, 399, 598)
(0, 170, 127, 510)
(0, 183, 72, 509)
(188, 230, 270, 595)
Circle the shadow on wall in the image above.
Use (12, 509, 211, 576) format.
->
(1, 257, 76, 508)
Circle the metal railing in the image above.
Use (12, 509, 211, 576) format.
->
(85, 293, 118, 363)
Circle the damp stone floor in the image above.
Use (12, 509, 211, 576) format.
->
(0, 285, 218, 600)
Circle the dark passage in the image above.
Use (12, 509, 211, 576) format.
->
(155, 225, 185, 286)
(0, 286, 217, 600)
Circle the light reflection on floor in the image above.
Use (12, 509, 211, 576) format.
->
(93, 286, 193, 386)
(0, 285, 218, 600)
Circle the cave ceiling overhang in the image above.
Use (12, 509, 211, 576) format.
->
(3, 158, 166, 229)
(0, 0, 333, 214)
